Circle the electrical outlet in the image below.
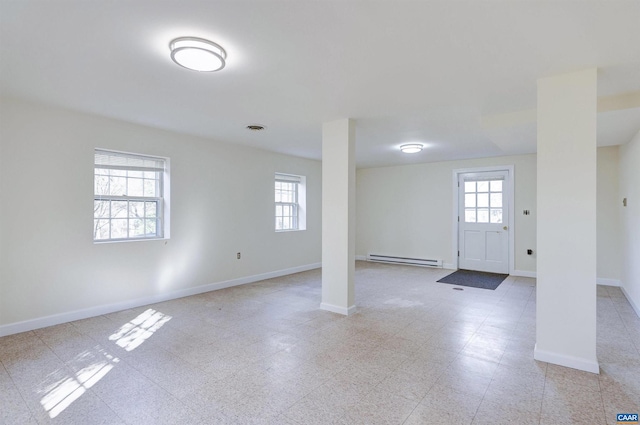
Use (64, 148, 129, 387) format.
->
(237, 252, 241, 260)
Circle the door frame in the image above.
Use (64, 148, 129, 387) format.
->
(452, 165, 515, 274)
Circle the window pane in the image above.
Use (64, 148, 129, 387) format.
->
(490, 193, 502, 208)
(465, 209, 476, 223)
(143, 179, 157, 197)
(95, 175, 110, 195)
(145, 202, 157, 218)
(275, 205, 282, 216)
(477, 209, 489, 223)
(490, 209, 503, 223)
(276, 218, 283, 230)
(130, 219, 144, 236)
(490, 180, 502, 192)
(145, 219, 157, 236)
(128, 170, 143, 178)
(112, 201, 128, 218)
(110, 169, 126, 177)
(477, 181, 489, 192)
(464, 194, 476, 208)
(94, 219, 110, 240)
(464, 181, 476, 193)
(94, 200, 110, 218)
(128, 178, 143, 197)
(129, 201, 144, 218)
(111, 219, 128, 239)
(477, 193, 489, 208)
(283, 217, 291, 229)
(109, 177, 127, 196)
(143, 171, 157, 179)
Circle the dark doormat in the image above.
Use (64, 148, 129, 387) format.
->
(437, 269, 508, 290)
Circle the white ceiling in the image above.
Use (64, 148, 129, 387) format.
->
(1, 0, 639, 168)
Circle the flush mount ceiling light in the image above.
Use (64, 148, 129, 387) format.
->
(169, 37, 227, 72)
(400, 143, 423, 154)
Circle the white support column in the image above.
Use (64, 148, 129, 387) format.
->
(321, 118, 356, 315)
(535, 69, 599, 373)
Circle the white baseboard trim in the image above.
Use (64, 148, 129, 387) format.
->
(620, 285, 640, 318)
(320, 302, 357, 316)
(596, 278, 621, 287)
(0, 262, 322, 338)
(534, 344, 600, 374)
(512, 270, 537, 278)
(355, 255, 367, 261)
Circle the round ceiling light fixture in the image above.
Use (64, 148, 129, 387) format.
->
(399, 143, 423, 154)
(169, 37, 227, 72)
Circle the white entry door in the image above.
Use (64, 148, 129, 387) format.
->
(458, 171, 509, 274)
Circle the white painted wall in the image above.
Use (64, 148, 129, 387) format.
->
(356, 149, 621, 280)
(620, 130, 640, 316)
(0, 97, 322, 330)
(356, 154, 538, 273)
(597, 146, 621, 282)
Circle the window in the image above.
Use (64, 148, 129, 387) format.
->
(94, 149, 168, 242)
(275, 173, 306, 231)
(464, 178, 503, 223)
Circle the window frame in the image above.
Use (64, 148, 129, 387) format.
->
(94, 149, 169, 243)
(275, 173, 303, 232)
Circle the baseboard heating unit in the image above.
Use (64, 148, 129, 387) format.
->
(367, 254, 443, 268)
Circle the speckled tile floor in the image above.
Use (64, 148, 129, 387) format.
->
(1, 261, 639, 424)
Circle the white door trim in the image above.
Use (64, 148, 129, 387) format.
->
(452, 165, 515, 274)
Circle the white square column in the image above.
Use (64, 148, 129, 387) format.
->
(535, 69, 599, 373)
(321, 118, 356, 315)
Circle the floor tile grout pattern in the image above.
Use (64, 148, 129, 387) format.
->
(1, 261, 639, 424)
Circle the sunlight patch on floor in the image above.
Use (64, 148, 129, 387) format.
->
(39, 348, 119, 418)
(38, 307, 170, 419)
(109, 308, 172, 351)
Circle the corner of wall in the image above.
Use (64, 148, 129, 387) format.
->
(619, 129, 640, 318)
(620, 284, 640, 318)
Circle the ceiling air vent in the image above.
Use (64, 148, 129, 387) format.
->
(246, 124, 266, 131)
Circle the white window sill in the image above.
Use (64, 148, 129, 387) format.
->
(94, 237, 169, 244)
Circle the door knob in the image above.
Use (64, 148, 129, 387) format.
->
(503, 226, 508, 230)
